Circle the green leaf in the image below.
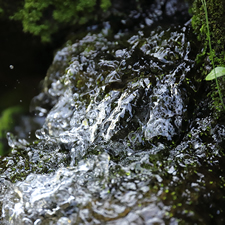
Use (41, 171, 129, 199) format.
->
(205, 67, 225, 81)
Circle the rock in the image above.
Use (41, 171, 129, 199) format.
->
(1, 1, 225, 224)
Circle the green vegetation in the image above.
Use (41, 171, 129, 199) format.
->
(0, 0, 111, 42)
(192, 0, 225, 68)
(191, 0, 225, 113)
(205, 67, 225, 81)
(0, 106, 23, 155)
(200, 0, 225, 111)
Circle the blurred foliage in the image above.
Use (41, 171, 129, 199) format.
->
(0, 106, 23, 155)
(0, 0, 111, 42)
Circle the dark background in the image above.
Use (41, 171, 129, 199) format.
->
(0, 20, 56, 113)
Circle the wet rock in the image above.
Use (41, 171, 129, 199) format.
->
(1, 1, 225, 225)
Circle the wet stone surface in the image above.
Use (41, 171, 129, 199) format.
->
(1, 1, 225, 224)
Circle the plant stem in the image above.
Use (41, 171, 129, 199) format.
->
(201, 0, 225, 111)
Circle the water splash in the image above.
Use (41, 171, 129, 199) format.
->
(1, 2, 225, 224)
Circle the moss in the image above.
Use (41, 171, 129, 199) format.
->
(0, 0, 111, 42)
(77, 79, 85, 88)
(100, 0, 111, 11)
(191, 0, 225, 114)
(191, 0, 225, 68)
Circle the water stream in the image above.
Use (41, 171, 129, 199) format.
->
(1, 1, 225, 224)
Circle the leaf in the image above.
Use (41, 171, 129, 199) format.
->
(205, 67, 225, 81)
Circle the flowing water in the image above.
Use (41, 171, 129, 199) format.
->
(1, 1, 225, 224)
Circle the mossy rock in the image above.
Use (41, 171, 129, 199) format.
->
(191, 0, 225, 115)
(191, 0, 225, 68)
